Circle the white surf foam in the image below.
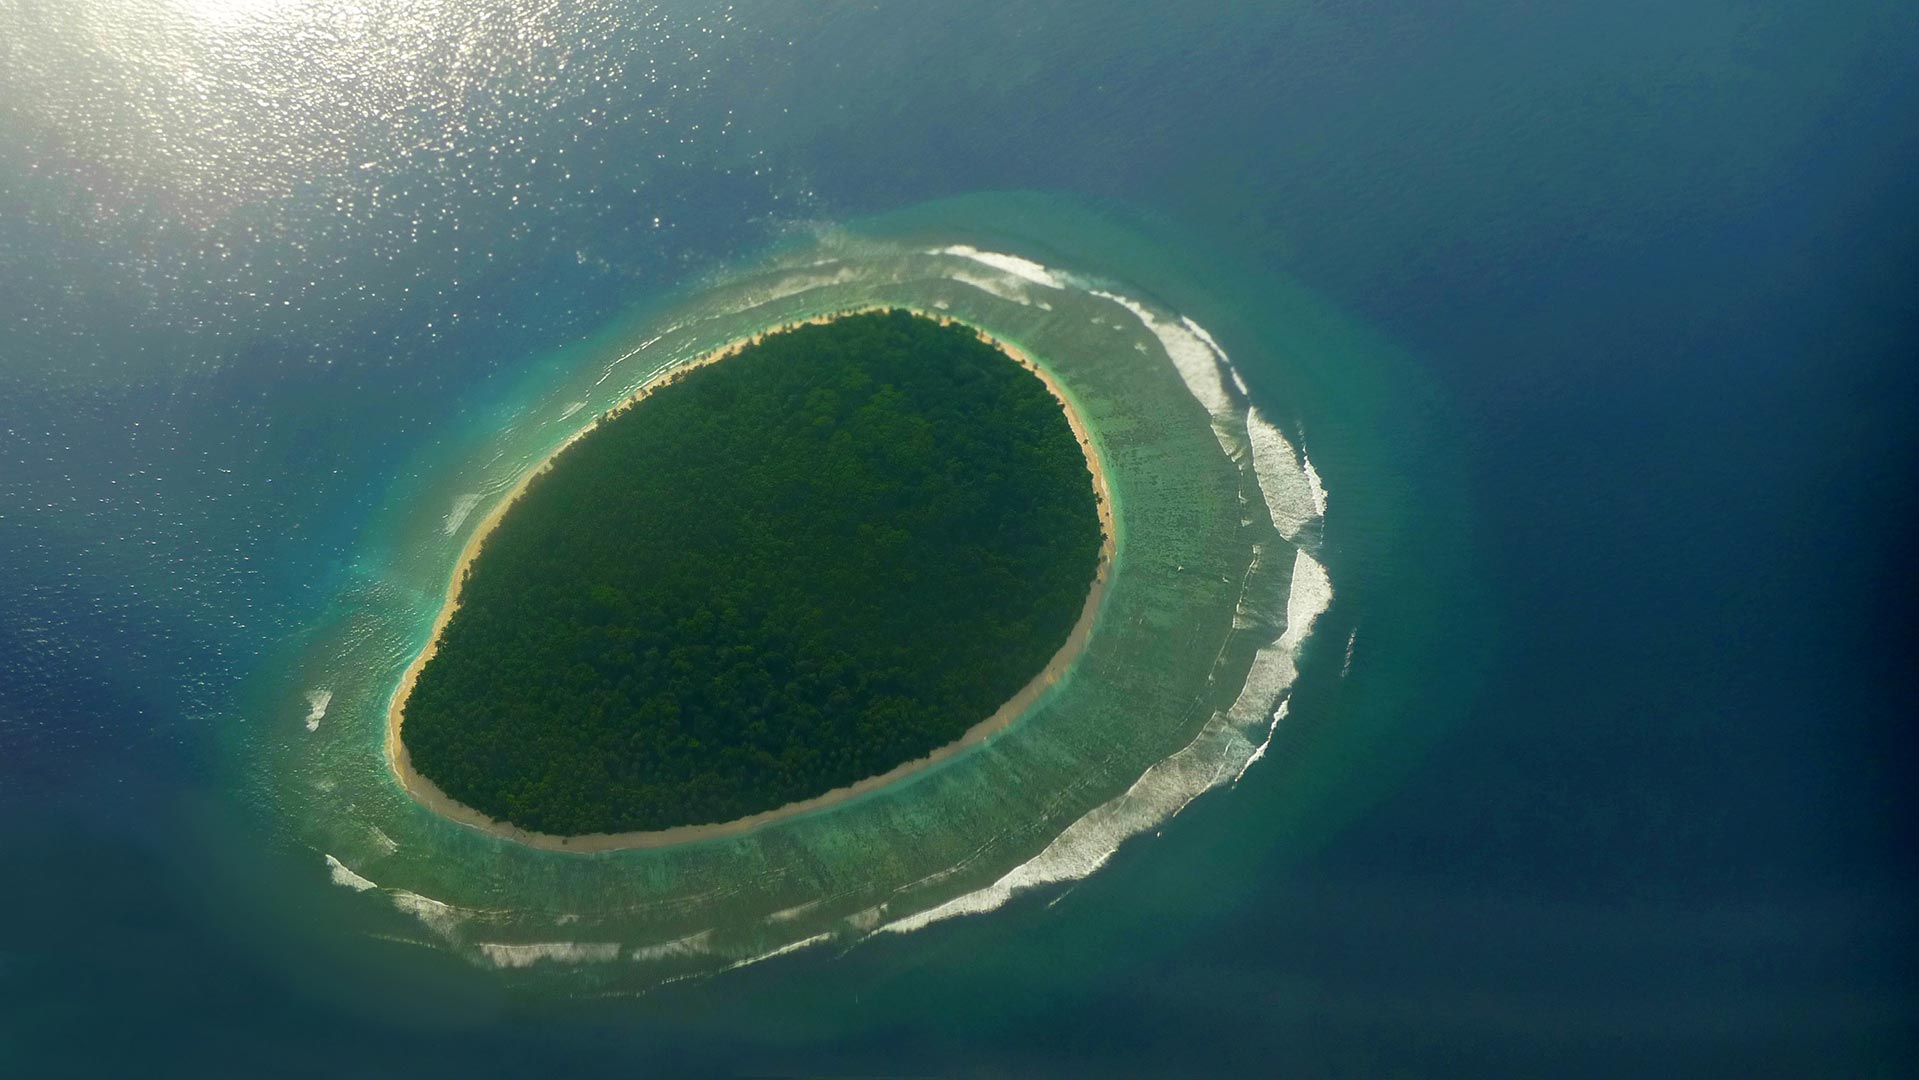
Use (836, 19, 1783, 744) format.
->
(1092, 291, 1238, 454)
(389, 890, 466, 940)
(934, 245, 1068, 290)
(769, 899, 823, 923)
(1180, 317, 1229, 366)
(1180, 316, 1253, 398)
(948, 269, 1035, 306)
(1225, 546, 1331, 742)
(442, 492, 482, 536)
(1222, 636, 1300, 729)
(883, 714, 1255, 934)
(1236, 700, 1290, 782)
(722, 266, 865, 312)
(875, 292, 1334, 935)
(883, 548, 1333, 936)
(558, 400, 588, 421)
(1245, 406, 1318, 541)
(1303, 455, 1328, 517)
(716, 932, 831, 974)
(1279, 549, 1333, 656)
(630, 930, 713, 963)
(324, 854, 376, 892)
(477, 941, 623, 969)
(302, 689, 332, 732)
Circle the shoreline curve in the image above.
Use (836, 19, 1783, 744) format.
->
(385, 307, 1118, 853)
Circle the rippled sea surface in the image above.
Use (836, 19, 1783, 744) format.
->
(2, 1, 1916, 1074)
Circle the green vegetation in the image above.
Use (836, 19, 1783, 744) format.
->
(402, 310, 1104, 835)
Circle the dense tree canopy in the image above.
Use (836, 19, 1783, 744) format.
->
(402, 310, 1104, 835)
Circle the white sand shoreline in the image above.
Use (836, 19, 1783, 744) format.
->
(385, 307, 1117, 853)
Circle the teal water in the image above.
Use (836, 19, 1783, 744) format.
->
(2, 1, 1915, 1074)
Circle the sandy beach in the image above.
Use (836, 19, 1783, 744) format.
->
(386, 307, 1117, 852)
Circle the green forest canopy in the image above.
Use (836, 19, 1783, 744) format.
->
(402, 310, 1105, 835)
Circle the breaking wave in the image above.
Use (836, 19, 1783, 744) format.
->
(303, 689, 333, 733)
(442, 493, 481, 536)
(325, 853, 376, 892)
(867, 250, 1334, 935)
(478, 941, 623, 968)
(883, 547, 1330, 934)
(936, 245, 1071, 291)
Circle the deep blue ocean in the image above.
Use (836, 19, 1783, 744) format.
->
(2, 1, 1916, 1075)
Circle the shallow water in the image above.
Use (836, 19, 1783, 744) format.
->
(3, 0, 1916, 1074)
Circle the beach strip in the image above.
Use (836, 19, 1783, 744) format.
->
(385, 308, 1117, 852)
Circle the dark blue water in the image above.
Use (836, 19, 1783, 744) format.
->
(3, 1, 1915, 1074)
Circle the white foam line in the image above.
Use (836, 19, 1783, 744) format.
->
(721, 266, 865, 312)
(1180, 316, 1252, 398)
(390, 890, 466, 940)
(1180, 317, 1229, 366)
(1245, 406, 1318, 541)
(1224, 550, 1331, 784)
(933, 245, 1069, 290)
(1303, 454, 1329, 517)
(717, 931, 831, 973)
(882, 715, 1255, 934)
(1236, 700, 1290, 782)
(630, 930, 714, 963)
(303, 689, 332, 732)
(884, 548, 1334, 936)
(1222, 636, 1299, 730)
(1279, 549, 1333, 656)
(324, 854, 376, 892)
(477, 941, 623, 969)
(1091, 291, 1238, 454)
(769, 899, 823, 923)
(557, 400, 588, 421)
(863, 289, 1334, 935)
(442, 492, 482, 536)
(947, 269, 1035, 307)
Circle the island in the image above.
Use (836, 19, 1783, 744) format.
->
(389, 309, 1113, 844)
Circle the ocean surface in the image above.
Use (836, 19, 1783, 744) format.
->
(2, 1, 1916, 1075)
